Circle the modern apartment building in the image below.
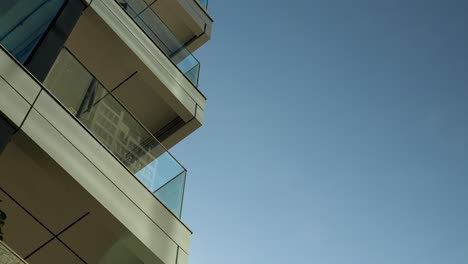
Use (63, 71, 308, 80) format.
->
(0, 0, 213, 263)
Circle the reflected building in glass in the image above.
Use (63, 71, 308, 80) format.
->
(0, 0, 213, 263)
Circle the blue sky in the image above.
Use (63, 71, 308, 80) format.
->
(171, 1, 468, 263)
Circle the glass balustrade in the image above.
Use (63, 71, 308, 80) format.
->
(45, 48, 187, 218)
(0, 0, 191, 218)
(117, 0, 201, 87)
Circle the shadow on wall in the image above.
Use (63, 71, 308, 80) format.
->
(0, 200, 6, 241)
(0, 116, 15, 155)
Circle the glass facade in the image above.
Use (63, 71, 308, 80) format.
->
(0, 0, 67, 63)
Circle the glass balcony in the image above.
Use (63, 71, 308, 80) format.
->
(197, 0, 209, 10)
(0, 240, 27, 264)
(45, 48, 187, 218)
(0, 0, 67, 64)
(117, 0, 201, 87)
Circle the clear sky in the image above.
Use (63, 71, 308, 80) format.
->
(171, 1, 468, 263)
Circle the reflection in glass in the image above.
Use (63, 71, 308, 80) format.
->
(197, 0, 209, 9)
(45, 49, 187, 218)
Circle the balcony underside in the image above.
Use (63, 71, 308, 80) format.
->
(0, 46, 191, 264)
(0, 132, 167, 263)
(143, 0, 213, 52)
(64, 1, 206, 149)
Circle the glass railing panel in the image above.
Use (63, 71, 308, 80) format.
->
(136, 152, 185, 193)
(0, 240, 27, 264)
(0, 0, 67, 63)
(154, 171, 186, 218)
(44, 48, 187, 218)
(117, 0, 201, 87)
(197, 0, 209, 9)
(179, 58, 200, 86)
